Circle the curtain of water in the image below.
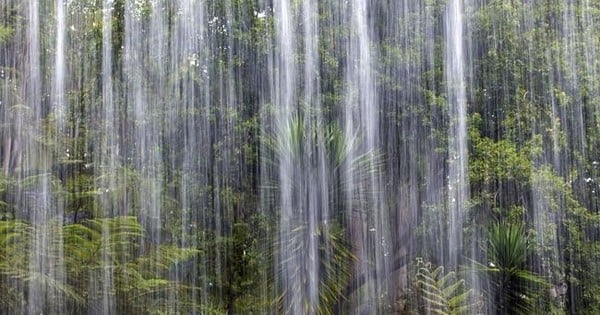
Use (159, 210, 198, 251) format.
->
(170, 0, 205, 312)
(1, 0, 600, 313)
(300, 0, 325, 310)
(341, 0, 392, 312)
(445, 0, 468, 269)
(25, 0, 66, 313)
(97, 0, 116, 313)
(25, 1, 42, 312)
(271, 0, 301, 312)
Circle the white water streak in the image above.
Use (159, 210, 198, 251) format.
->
(445, 0, 468, 268)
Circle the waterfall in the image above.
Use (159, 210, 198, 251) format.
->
(445, 0, 468, 269)
(0, 0, 598, 313)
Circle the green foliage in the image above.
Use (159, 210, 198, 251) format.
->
(0, 217, 202, 314)
(530, 166, 600, 310)
(275, 222, 354, 315)
(0, 0, 598, 313)
(270, 114, 353, 167)
(266, 114, 383, 197)
(0, 220, 30, 307)
(414, 258, 479, 315)
(263, 114, 379, 312)
(475, 223, 549, 315)
(196, 220, 270, 314)
(0, 25, 13, 44)
(469, 113, 533, 185)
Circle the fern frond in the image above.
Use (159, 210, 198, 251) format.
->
(415, 258, 479, 315)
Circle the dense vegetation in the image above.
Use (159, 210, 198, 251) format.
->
(0, 0, 599, 314)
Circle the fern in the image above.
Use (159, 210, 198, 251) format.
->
(415, 258, 479, 315)
(0, 216, 204, 313)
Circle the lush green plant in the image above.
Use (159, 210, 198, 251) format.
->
(475, 223, 549, 315)
(263, 115, 369, 313)
(194, 220, 270, 314)
(414, 258, 479, 315)
(0, 217, 203, 314)
(274, 222, 354, 315)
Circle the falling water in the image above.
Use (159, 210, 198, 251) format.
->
(1, 0, 600, 314)
(341, 0, 392, 311)
(25, 0, 66, 313)
(97, 0, 115, 313)
(271, 0, 299, 311)
(445, 0, 468, 269)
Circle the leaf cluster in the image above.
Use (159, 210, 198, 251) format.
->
(0, 216, 201, 314)
(473, 223, 549, 315)
(414, 258, 479, 315)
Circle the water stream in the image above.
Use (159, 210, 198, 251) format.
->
(0, 0, 599, 314)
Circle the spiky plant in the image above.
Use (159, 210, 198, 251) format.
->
(274, 222, 354, 315)
(476, 223, 549, 315)
(414, 258, 479, 315)
(264, 114, 382, 196)
(263, 114, 378, 313)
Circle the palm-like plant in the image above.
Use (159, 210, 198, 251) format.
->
(263, 114, 381, 313)
(265, 114, 381, 196)
(476, 223, 549, 314)
(272, 222, 354, 315)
